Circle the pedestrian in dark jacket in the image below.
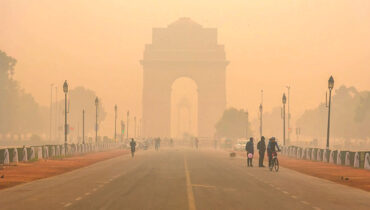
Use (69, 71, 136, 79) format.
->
(245, 137, 254, 167)
(257, 136, 266, 167)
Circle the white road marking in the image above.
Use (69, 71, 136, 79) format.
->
(282, 191, 289, 194)
(85, 192, 91, 196)
(75, 197, 82, 201)
(192, 184, 217, 189)
(184, 156, 197, 210)
(64, 202, 72, 207)
(301, 201, 310, 205)
(290, 195, 297, 199)
(312, 206, 321, 210)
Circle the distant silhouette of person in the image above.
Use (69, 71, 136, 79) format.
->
(257, 136, 266, 167)
(246, 137, 254, 167)
(194, 138, 199, 149)
(130, 138, 136, 157)
(155, 138, 161, 151)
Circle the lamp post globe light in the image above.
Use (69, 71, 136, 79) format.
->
(95, 97, 99, 144)
(326, 76, 334, 149)
(63, 80, 68, 155)
(282, 93, 287, 146)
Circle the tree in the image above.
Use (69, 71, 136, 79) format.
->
(251, 106, 285, 141)
(0, 50, 48, 135)
(55, 86, 107, 139)
(215, 108, 252, 139)
(296, 85, 370, 141)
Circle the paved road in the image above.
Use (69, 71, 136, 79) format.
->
(0, 148, 369, 210)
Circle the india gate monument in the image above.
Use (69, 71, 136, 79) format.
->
(141, 18, 229, 138)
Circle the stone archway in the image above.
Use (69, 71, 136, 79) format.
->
(141, 18, 229, 138)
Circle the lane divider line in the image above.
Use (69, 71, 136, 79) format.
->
(192, 184, 217, 189)
(64, 202, 72, 208)
(301, 201, 310, 205)
(184, 156, 197, 210)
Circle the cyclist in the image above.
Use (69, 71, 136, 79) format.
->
(130, 138, 136, 157)
(267, 137, 280, 168)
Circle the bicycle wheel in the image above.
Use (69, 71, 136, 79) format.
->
(274, 158, 279, 172)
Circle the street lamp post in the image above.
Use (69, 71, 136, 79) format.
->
(259, 104, 263, 138)
(50, 84, 54, 142)
(326, 76, 334, 149)
(121, 120, 125, 142)
(134, 116, 137, 138)
(126, 111, 129, 140)
(245, 110, 249, 139)
(63, 81, 68, 155)
(95, 97, 99, 144)
(282, 93, 287, 146)
(286, 85, 290, 145)
(82, 109, 85, 144)
(260, 90, 263, 138)
(114, 105, 117, 142)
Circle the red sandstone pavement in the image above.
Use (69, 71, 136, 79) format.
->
(0, 149, 129, 190)
(235, 151, 370, 192)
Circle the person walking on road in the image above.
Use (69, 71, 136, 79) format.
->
(246, 137, 254, 167)
(194, 138, 199, 149)
(257, 136, 266, 167)
(154, 138, 160, 151)
(130, 138, 136, 158)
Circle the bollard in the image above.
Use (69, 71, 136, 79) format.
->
(301, 148, 306, 159)
(354, 152, 360, 168)
(311, 148, 317, 161)
(306, 148, 311, 160)
(296, 148, 301, 159)
(21, 147, 28, 162)
(317, 149, 323, 161)
(60, 145, 65, 156)
(55, 145, 60, 156)
(42, 146, 49, 159)
(365, 153, 370, 170)
(323, 149, 330, 163)
(27, 147, 35, 161)
(49, 146, 55, 158)
(336, 150, 342, 165)
(329, 150, 337, 164)
(0, 149, 10, 165)
(9, 148, 18, 164)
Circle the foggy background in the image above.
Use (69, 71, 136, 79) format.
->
(0, 1, 369, 148)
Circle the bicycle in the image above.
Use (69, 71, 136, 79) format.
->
(270, 151, 279, 172)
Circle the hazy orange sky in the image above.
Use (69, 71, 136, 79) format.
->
(1, 0, 369, 136)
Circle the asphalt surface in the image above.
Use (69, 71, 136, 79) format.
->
(0, 148, 369, 210)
